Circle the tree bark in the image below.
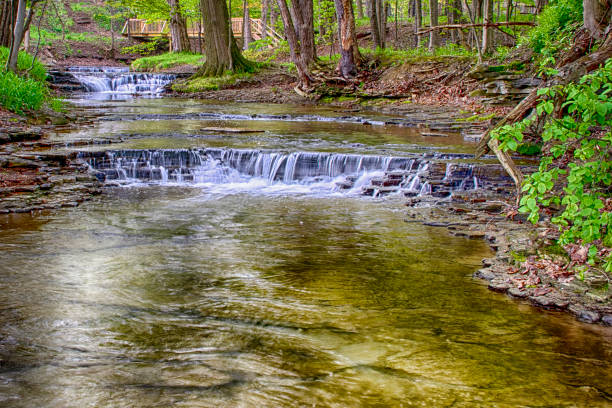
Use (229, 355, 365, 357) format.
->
(7, 0, 27, 72)
(429, 0, 439, 51)
(276, 0, 313, 88)
(262, 0, 269, 38)
(243, 0, 252, 49)
(0, 0, 17, 48)
(199, 0, 253, 76)
(481, 0, 493, 53)
(289, 0, 316, 66)
(334, 0, 361, 77)
(415, 0, 422, 47)
(168, 0, 191, 52)
(369, 0, 385, 48)
(583, 0, 612, 39)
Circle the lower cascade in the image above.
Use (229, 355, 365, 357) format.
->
(68, 66, 176, 94)
(79, 149, 514, 197)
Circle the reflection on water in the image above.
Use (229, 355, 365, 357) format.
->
(0, 188, 610, 407)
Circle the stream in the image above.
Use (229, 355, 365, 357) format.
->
(0, 71, 611, 407)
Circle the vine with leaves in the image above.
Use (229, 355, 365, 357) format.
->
(492, 59, 612, 273)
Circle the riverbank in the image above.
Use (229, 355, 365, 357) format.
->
(0, 107, 104, 214)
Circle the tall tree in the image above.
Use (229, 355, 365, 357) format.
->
(242, 0, 252, 48)
(481, 0, 493, 53)
(415, 0, 422, 47)
(6, 0, 42, 72)
(334, 0, 361, 77)
(0, 0, 17, 48)
(198, 0, 253, 76)
(168, 0, 191, 52)
(276, 0, 313, 89)
(428, 0, 439, 51)
(369, 0, 385, 48)
(290, 0, 317, 66)
(261, 0, 269, 38)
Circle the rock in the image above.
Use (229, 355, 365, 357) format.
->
(60, 202, 79, 208)
(569, 306, 600, 323)
(508, 287, 528, 298)
(529, 295, 556, 308)
(488, 280, 510, 292)
(5, 158, 43, 169)
(602, 315, 612, 326)
(474, 268, 497, 281)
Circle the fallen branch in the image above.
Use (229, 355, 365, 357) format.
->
(417, 21, 535, 35)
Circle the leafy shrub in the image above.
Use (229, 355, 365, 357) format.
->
(492, 59, 612, 271)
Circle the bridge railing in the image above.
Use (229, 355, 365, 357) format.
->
(122, 19, 168, 37)
(121, 18, 284, 47)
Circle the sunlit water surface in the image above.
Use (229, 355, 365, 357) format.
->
(1, 98, 611, 407)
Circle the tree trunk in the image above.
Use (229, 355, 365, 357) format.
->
(481, 0, 493, 53)
(369, 0, 384, 48)
(356, 0, 364, 18)
(429, 0, 439, 51)
(583, 0, 612, 39)
(243, 0, 252, 49)
(276, 0, 313, 89)
(415, 0, 422, 47)
(474, 0, 482, 19)
(290, 0, 316, 66)
(334, 0, 361, 77)
(168, 0, 191, 52)
(6, 0, 27, 72)
(0, 0, 17, 48)
(505, 0, 513, 22)
(377, 0, 386, 48)
(262, 0, 269, 38)
(199, 0, 253, 76)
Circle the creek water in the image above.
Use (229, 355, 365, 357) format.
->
(1, 93, 611, 407)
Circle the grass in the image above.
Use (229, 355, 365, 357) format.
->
(29, 29, 125, 47)
(0, 47, 50, 114)
(131, 52, 205, 72)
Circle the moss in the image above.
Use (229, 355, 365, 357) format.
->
(172, 72, 253, 93)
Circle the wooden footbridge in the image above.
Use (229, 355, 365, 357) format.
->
(122, 18, 283, 47)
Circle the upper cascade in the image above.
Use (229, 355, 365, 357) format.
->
(68, 66, 175, 94)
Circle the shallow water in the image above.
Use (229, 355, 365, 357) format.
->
(1, 97, 611, 407)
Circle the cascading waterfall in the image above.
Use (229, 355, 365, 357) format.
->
(79, 148, 490, 197)
(68, 66, 176, 94)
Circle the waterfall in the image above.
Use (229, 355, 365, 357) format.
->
(79, 148, 493, 197)
(68, 67, 176, 95)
